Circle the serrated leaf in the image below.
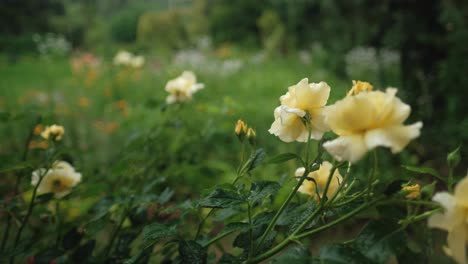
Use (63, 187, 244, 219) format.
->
(402, 165, 444, 181)
(266, 153, 302, 164)
(198, 186, 245, 208)
(354, 220, 406, 264)
(244, 148, 266, 173)
(271, 245, 311, 263)
(179, 240, 207, 264)
(142, 223, 177, 247)
(319, 244, 371, 264)
(248, 181, 280, 205)
(158, 187, 174, 204)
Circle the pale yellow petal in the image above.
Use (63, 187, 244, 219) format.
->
(295, 81, 330, 110)
(428, 192, 457, 231)
(364, 122, 423, 153)
(323, 135, 368, 163)
(447, 226, 467, 264)
(325, 95, 377, 135)
(455, 176, 468, 207)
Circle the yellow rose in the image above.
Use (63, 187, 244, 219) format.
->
(31, 161, 82, 198)
(295, 161, 342, 200)
(428, 175, 468, 264)
(268, 78, 330, 142)
(323, 87, 422, 163)
(165, 71, 204, 104)
(40, 124, 65, 141)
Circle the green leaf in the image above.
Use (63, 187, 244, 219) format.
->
(354, 220, 406, 264)
(248, 181, 280, 205)
(0, 111, 10, 122)
(179, 240, 207, 264)
(266, 152, 302, 164)
(271, 245, 311, 263)
(62, 227, 84, 250)
(447, 145, 461, 169)
(243, 148, 266, 173)
(142, 223, 177, 248)
(71, 240, 95, 263)
(319, 244, 371, 264)
(401, 165, 444, 181)
(198, 186, 245, 208)
(35, 193, 55, 204)
(0, 161, 33, 173)
(157, 187, 174, 204)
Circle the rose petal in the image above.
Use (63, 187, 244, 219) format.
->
(364, 122, 423, 153)
(323, 134, 368, 163)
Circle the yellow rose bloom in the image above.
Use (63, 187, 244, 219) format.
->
(31, 161, 82, 198)
(428, 175, 468, 264)
(295, 161, 342, 200)
(269, 78, 330, 142)
(323, 87, 422, 163)
(165, 71, 204, 104)
(40, 124, 65, 141)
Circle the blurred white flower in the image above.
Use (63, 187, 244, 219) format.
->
(428, 174, 468, 264)
(113, 50, 145, 68)
(165, 71, 204, 104)
(269, 78, 330, 142)
(31, 161, 82, 198)
(32, 33, 71, 57)
(323, 86, 422, 163)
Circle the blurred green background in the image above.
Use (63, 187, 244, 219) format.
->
(1, 0, 467, 198)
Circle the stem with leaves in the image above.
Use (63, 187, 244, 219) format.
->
(254, 126, 317, 254)
(10, 166, 49, 263)
(1, 116, 41, 251)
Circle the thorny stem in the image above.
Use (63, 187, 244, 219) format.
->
(367, 151, 378, 200)
(10, 166, 50, 263)
(55, 200, 61, 247)
(328, 162, 352, 204)
(247, 200, 376, 263)
(104, 197, 134, 258)
(247, 202, 254, 261)
(195, 143, 247, 240)
(1, 116, 41, 251)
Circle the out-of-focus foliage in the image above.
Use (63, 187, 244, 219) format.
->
(137, 9, 190, 50)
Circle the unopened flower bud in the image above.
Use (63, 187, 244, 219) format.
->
(247, 127, 256, 146)
(347, 80, 374, 96)
(447, 146, 461, 169)
(235, 120, 247, 142)
(402, 184, 421, 199)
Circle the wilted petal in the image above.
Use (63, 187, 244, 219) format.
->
(323, 134, 368, 163)
(364, 122, 423, 153)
